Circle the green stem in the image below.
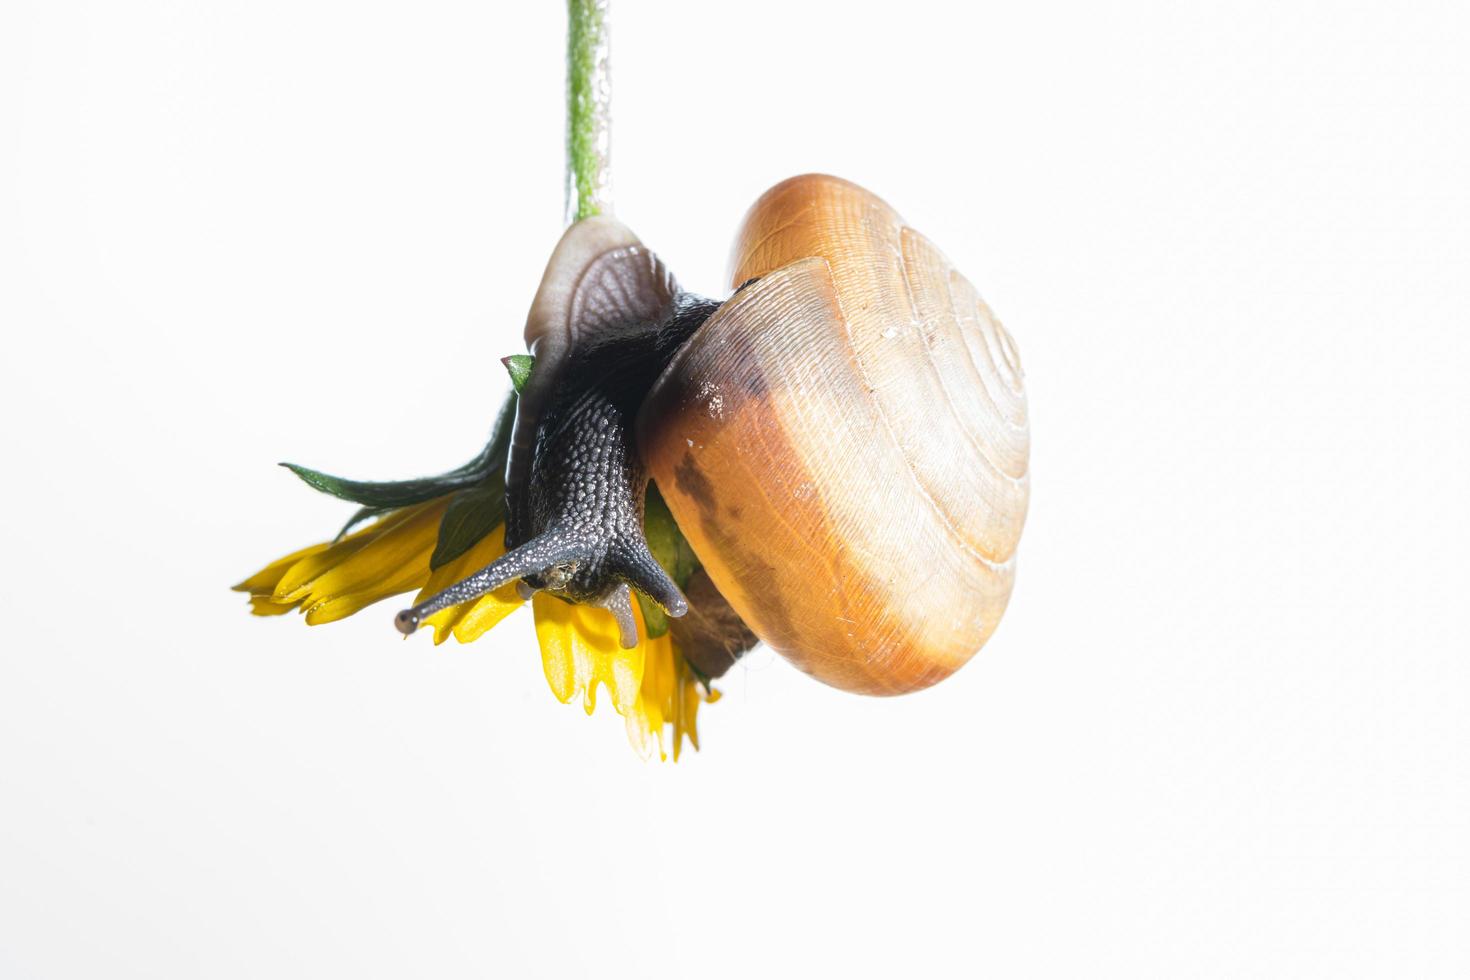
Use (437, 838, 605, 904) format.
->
(566, 0, 611, 224)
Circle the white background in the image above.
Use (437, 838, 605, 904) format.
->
(2, 1, 1467, 977)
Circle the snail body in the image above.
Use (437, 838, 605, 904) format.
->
(398, 175, 1029, 695)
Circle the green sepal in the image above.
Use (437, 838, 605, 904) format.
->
(502, 354, 535, 394)
(280, 395, 516, 509)
(637, 484, 699, 638)
(281, 461, 476, 508)
(430, 476, 507, 571)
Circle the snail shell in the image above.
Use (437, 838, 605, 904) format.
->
(638, 175, 1029, 695)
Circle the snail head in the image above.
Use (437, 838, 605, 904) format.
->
(395, 225, 719, 648)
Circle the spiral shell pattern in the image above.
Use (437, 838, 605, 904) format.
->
(640, 175, 1029, 694)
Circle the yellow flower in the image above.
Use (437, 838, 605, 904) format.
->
(532, 592, 718, 761)
(234, 502, 717, 760)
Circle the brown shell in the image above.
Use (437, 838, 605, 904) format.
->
(638, 174, 1029, 695)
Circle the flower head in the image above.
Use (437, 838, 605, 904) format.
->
(234, 407, 719, 761)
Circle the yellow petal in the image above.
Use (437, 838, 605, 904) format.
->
(239, 498, 725, 756)
(534, 595, 583, 704)
(248, 595, 300, 616)
(532, 593, 644, 716)
(531, 591, 719, 760)
(623, 612, 719, 763)
(237, 500, 458, 630)
(302, 553, 434, 625)
(411, 524, 524, 645)
(450, 590, 524, 644)
(270, 506, 423, 602)
(234, 539, 331, 595)
(285, 500, 445, 613)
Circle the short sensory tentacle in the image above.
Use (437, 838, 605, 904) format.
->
(598, 583, 640, 650)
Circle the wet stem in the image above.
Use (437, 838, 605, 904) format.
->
(566, 0, 611, 224)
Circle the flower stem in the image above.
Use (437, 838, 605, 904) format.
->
(565, 0, 611, 225)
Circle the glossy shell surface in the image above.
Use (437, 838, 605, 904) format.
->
(639, 175, 1029, 694)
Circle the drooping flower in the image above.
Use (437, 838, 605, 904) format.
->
(233, 400, 718, 761)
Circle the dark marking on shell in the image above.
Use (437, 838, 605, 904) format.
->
(672, 450, 797, 643)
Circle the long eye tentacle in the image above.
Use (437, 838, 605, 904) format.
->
(394, 530, 583, 634)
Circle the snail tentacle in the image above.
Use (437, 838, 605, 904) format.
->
(597, 583, 640, 650)
(394, 529, 583, 635)
(615, 543, 688, 619)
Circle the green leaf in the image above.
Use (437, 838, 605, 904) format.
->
(279, 394, 517, 509)
(430, 476, 507, 571)
(638, 484, 699, 637)
(501, 354, 535, 394)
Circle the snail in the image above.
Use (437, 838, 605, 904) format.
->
(394, 173, 1029, 695)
